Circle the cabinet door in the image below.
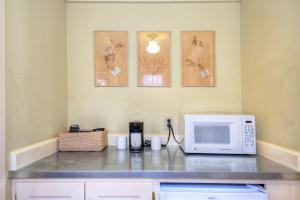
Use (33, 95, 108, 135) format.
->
(86, 182, 153, 200)
(16, 182, 84, 200)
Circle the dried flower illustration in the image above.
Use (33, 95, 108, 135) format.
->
(98, 39, 124, 77)
(185, 36, 210, 78)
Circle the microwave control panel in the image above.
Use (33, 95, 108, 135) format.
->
(242, 116, 256, 153)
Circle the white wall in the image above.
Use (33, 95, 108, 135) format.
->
(241, 0, 300, 151)
(6, 0, 68, 151)
(67, 2, 242, 134)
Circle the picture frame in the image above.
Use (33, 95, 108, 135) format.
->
(94, 31, 128, 87)
(181, 31, 215, 87)
(137, 31, 171, 87)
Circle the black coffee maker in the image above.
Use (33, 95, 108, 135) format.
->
(129, 122, 144, 152)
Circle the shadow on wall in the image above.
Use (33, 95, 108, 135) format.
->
(280, 65, 300, 132)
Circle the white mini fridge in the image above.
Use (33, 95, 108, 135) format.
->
(160, 184, 269, 200)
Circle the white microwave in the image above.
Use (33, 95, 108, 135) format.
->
(179, 114, 256, 154)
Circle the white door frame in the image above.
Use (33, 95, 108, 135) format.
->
(0, 0, 6, 198)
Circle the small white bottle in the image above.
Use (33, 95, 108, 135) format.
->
(151, 136, 161, 151)
(117, 136, 127, 150)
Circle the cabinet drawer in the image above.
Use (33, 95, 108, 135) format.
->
(16, 182, 84, 200)
(86, 182, 153, 200)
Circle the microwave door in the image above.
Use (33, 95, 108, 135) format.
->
(191, 122, 242, 154)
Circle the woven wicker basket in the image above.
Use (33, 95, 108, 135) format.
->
(58, 129, 107, 152)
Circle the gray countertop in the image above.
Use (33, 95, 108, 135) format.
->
(9, 146, 300, 180)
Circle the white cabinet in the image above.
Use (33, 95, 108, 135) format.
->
(13, 179, 300, 200)
(85, 182, 153, 200)
(14, 181, 153, 200)
(15, 182, 85, 200)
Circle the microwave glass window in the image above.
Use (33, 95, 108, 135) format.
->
(194, 125, 230, 144)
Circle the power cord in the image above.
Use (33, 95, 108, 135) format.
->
(161, 119, 180, 148)
(167, 119, 180, 144)
(145, 119, 180, 148)
(144, 140, 151, 147)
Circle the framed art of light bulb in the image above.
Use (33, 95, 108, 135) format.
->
(146, 40, 160, 54)
(138, 32, 171, 87)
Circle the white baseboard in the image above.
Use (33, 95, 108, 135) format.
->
(9, 134, 177, 171)
(257, 140, 300, 171)
(10, 138, 58, 171)
(66, 0, 240, 3)
(0, 179, 5, 200)
(108, 133, 178, 146)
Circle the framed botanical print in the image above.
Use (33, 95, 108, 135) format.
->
(94, 31, 128, 87)
(182, 31, 215, 86)
(137, 31, 171, 87)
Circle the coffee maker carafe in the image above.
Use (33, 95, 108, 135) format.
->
(129, 122, 144, 152)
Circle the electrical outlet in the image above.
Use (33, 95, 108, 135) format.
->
(164, 116, 174, 131)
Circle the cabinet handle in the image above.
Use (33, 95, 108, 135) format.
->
(207, 196, 219, 200)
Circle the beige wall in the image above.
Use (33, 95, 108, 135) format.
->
(1, 0, 6, 198)
(241, 0, 300, 151)
(66, 0, 240, 2)
(6, 0, 68, 151)
(67, 2, 242, 134)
